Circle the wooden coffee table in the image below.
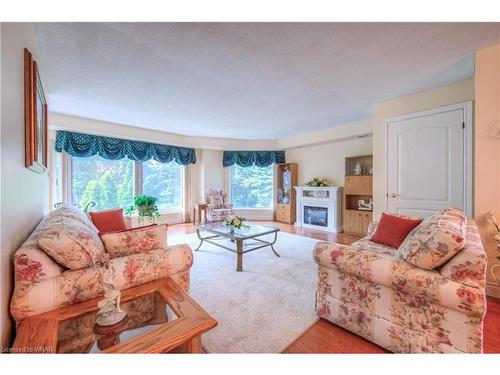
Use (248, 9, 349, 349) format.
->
(195, 222, 280, 272)
(12, 278, 217, 354)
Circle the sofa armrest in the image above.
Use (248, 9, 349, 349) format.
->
(367, 221, 378, 237)
(11, 244, 194, 321)
(313, 241, 485, 317)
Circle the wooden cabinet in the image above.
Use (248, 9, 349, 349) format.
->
(344, 176, 373, 195)
(343, 156, 373, 236)
(276, 163, 298, 224)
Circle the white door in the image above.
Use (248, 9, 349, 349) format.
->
(386, 103, 471, 218)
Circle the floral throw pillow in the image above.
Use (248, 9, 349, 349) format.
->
(209, 194, 224, 209)
(394, 208, 467, 270)
(100, 224, 167, 259)
(38, 216, 105, 270)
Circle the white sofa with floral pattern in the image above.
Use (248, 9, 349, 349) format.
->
(313, 211, 487, 353)
(11, 206, 193, 321)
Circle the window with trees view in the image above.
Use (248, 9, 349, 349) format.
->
(143, 159, 183, 211)
(71, 155, 183, 212)
(230, 164, 273, 209)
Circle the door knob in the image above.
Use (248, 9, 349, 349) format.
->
(389, 193, 400, 198)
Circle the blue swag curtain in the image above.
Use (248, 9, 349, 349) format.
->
(55, 130, 196, 165)
(223, 150, 285, 167)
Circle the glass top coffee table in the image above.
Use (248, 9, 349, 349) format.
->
(195, 222, 280, 271)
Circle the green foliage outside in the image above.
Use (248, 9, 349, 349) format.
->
(74, 156, 134, 211)
(231, 164, 273, 208)
(72, 156, 182, 211)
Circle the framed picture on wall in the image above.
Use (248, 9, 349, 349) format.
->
(24, 48, 48, 174)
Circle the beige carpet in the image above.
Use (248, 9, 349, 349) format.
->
(169, 231, 320, 353)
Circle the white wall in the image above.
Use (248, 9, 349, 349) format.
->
(474, 44, 500, 296)
(1, 23, 50, 347)
(286, 136, 373, 187)
(371, 79, 475, 219)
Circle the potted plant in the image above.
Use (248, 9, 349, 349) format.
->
(125, 195, 161, 224)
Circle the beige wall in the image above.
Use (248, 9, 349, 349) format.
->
(474, 43, 500, 295)
(1, 23, 50, 347)
(286, 136, 373, 187)
(371, 79, 475, 219)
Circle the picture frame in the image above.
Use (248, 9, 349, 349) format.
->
(24, 48, 48, 174)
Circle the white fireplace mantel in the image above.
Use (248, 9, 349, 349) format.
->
(293, 186, 343, 233)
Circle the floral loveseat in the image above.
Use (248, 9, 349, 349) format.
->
(314, 209, 487, 353)
(11, 206, 193, 321)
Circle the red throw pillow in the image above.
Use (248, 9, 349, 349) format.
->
(89, 208, 128, 234)
(370, 213, 422, 249)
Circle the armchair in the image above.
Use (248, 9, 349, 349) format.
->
(206, 189, 235, 222)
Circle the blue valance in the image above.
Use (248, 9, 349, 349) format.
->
(55, 130, 196, 165)
(223, 150, 285, 167)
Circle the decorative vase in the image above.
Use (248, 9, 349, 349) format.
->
(229, 225, 235, 234)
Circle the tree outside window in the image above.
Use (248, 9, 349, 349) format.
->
(71, 156, 183, 212)
(230, 164, 273, 209)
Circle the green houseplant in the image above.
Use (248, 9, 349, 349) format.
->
(125, 195, 162, 224)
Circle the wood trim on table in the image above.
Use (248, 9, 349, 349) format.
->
(13, 318, 58, 354)
(12, 278, 217, 354)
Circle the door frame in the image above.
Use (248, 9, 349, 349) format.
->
(383, 101, 473, 217)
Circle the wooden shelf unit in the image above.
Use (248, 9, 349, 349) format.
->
(344, 156, 373, 236)
(276, 163, 298, 224)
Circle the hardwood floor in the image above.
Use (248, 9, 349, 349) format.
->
(168, 220, 500, 354)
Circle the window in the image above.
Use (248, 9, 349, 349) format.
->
(72, 156, 134, 211)
(69, 155, 184, 212)
(143, 160, 183, 211)
(230, 164, 273, 209)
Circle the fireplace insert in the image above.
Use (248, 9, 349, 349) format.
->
(304, 206, 328, 227)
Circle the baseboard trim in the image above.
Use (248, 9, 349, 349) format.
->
(486, 282, 500, 298)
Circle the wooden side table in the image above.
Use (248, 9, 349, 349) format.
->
(12, 278, 217, 354)
(192, 203, 208, 224)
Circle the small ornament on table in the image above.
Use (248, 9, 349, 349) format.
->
(94, 253, 128, 333)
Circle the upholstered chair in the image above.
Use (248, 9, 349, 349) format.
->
(206, 189, 234, 222)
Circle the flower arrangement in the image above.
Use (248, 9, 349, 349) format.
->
(225, 215, 249, 231)
(125, 195, 161, 224)
(305, 177, 329, 187)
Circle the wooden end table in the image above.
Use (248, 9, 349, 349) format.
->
(192, 203, 208, 225)
(12, 278, 217, 354)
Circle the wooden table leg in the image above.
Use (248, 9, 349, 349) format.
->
(193, 207, 196, 224)
(236, 240, 243, 272)
(186, 336, 202, 353)
(198, 207, 202, 225)
(203, 207, 207, 224)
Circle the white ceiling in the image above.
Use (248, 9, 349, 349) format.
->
(35, 22, 500, 140)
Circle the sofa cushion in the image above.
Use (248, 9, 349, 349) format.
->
(370, 213, 422, 248)
(395, 208, 467, 270)
(208, 194, 224, 209)
(89, 208, 128, 234)
(38, 216, 105, 270)
(49, 205, 99, 233)
(100, 224, 167, 259)
(440, 220, 487, 289)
